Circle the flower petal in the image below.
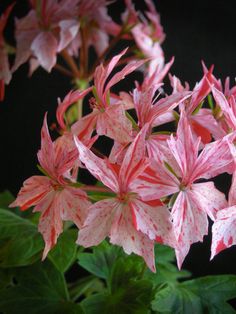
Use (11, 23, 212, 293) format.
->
(77, 198, 118, 247)
(31, 31, 58, 72)
(211, 206, 236, 259)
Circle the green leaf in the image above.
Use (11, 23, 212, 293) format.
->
(0, 260, 84, 314)
(0, 208, 44, 267)
(152, 275, 236, 313)
(49, 229, 78, 273)
(78, 241, 122, 279)
(82, 258, 153, 314)
(69, 276, 104, 301)
(145, 245, 190, 287)
(0, 191, 14, 209)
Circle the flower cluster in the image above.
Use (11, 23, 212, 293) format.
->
(4, 0, 236, 272)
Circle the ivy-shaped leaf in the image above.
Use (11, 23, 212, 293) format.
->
(0, 260, 84, 314)
(152, 275, 236, 313)
(82, 258, 154, 314)
(78, 241, 123, 279)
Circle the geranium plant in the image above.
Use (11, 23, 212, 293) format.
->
(0, 0, 236, 313)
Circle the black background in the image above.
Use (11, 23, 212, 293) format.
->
(1, 0, 236, 280)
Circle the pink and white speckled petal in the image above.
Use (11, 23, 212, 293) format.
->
(191, 182, 227, 221)
(96, 104, 132, 144)
(110, 203, 156, 272)
(119, 125, 149, 189)
(172, 191, 208, 268)
(36, 191, 63, 259)
(77, 198, 118, 247)
(74, 137, 119, 192)
(9, 176, 52, 210)
(130, 199, 175, 247)
(37, 114, 55, 177)
(211, 206, 236, 259)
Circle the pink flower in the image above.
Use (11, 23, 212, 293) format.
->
(110, 85, 191, 162)
(10, 114, 90, 258)
(134, 110, 232, 267)
(0, 3, 15, 100)
(78, 48, 146, 144)
(69, 0, 120, 57)
(74, 125, 175, 272)
(12, 0, 79, 72)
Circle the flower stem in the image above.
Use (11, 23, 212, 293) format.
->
(60, 50, 80, 78)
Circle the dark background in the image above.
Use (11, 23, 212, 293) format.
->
(1, 0, 236, 279)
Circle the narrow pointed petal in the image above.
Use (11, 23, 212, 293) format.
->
(191, 134, 234, 181)
(211, 86, 236, 129)
(36, 192, 63, 259)
(172, 191, 208, 268)
(74, 137, 119, 192)
(167, 110, 200, 181)
(211, 206, 236, 259)
(57, 88, 92, 130)
(149, 91, 192, 125)
(31, 31, 58, 72)
(94, 48, 128, 99)
(187, 68, 213, 114)
(37, 114, 55, 177)
(119, 124, 149, 189)
(105, 59, 146, 93)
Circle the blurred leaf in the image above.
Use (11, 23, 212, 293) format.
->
(78, 241, 122, 279)
(152, 275, 236, 313)
(0, 191, 14, 208)
(0, 260, 84, 314)
(69, 276, 104, 301)
(49, 229, 78, 273)
(0, 268, 12, 291)
(0, 208, 43, 267)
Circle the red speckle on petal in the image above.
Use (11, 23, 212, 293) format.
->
(216, 239, 227, 254)
(153, 224, 158, 231)
(130, 204, 138, 229)
(155, 236, 163, 244)
(131, 236, 135, 241)
(228, 236, 233, 246)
